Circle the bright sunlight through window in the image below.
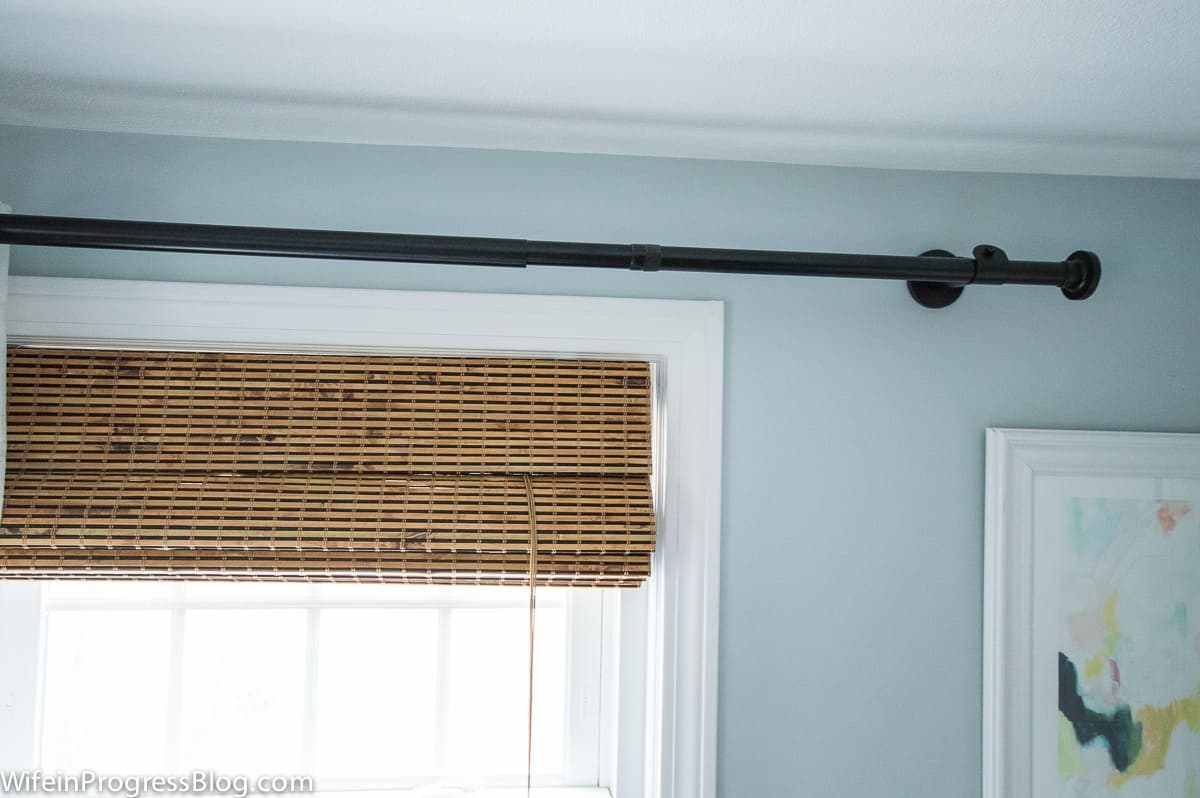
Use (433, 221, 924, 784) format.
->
(19, 582, 603, 792)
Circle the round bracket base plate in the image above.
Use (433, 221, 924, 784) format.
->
(907, 249, 964, 308)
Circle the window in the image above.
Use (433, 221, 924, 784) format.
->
(0, 274, 723, 798)
(1, 581, 603, 790)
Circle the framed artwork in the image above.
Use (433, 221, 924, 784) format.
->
(984, 429, 1200, 798)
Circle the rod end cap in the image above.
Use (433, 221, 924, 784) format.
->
(1062, 250, 1101, 301)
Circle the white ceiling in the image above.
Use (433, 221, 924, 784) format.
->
(2, 0, 1198, 178)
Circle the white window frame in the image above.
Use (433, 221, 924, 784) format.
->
(0, 274, 724, 798)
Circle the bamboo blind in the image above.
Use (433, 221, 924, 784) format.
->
(1, 347, 655, 586)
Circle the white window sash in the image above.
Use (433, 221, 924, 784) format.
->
(19, 584, 599, 786)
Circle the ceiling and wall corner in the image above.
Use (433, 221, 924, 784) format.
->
(1, 0, 1198, 179)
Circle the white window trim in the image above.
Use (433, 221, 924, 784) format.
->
(2, 275, 725, 798)
(0, 204, 10, 513)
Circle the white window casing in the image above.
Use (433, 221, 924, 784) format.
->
(0, 274, 724, 798)
(0, 202, 9, 515)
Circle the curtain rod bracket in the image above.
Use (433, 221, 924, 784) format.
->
(972, 243, 1007, 283)
(907, 245, 1101, 308)
(907, 249, 964, 309)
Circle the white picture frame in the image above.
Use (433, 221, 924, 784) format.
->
(983, 428, 1200, 798)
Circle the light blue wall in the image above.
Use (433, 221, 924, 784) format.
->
(3, 124, 1199, 796)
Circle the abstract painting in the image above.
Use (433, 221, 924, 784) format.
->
(1058, 499, 1200, 796)
(984, 429, 1200, 798)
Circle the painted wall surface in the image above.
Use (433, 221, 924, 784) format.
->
(2, 124, 1199, 796)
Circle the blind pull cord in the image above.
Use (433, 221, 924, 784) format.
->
(522, 474, 539, 798)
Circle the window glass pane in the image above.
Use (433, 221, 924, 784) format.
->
(445, 606, 566, 779)
(181, 582, 313, 602)
(315, 609, 439, 781)
(311, 583, 451, 603)
(42, 581, 175, 603)
(31, 584, 586, 786)
(442, 586, 568, 607)
(40, 610, 171, 771)
(531, 607, 567, 773)
(531, 587, 569, 607)
(178, 610, 307, 772)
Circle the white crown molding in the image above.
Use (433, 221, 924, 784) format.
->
(3, 81, 1198, 180)
(5, 0, 1200, 180)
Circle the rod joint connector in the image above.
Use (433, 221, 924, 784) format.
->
(630, 244, 662, 271)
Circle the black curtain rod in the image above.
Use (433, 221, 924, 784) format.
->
(0, 213, 1100, 308)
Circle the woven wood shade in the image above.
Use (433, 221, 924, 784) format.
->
(1, 347, 655, 585)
